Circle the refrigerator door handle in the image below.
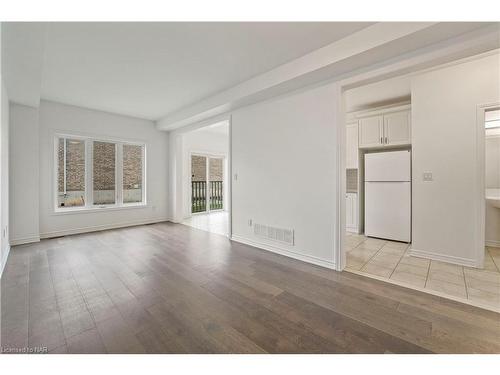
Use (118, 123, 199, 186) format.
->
(365, 181, 410, 183)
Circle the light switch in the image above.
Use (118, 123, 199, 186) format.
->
(423, 172, 433, 182)
(234, 173, 238, 181)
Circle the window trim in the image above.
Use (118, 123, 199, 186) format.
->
(53, 133, 146, 213)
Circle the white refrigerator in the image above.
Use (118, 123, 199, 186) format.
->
(364, 150, 411, 243)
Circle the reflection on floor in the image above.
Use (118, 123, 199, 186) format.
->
(182, 211, 229, 236)
(345, 233, 500, 310)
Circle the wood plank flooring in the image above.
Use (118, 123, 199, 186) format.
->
(1, 222, 499, 353)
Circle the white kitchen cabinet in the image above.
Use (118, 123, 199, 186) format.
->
(346, 122, 359, 169)
(358, 107, 411, 148)
(358, 115, 383, 148)
(384, 110, 411, 146)
(346, 192, 358, 233)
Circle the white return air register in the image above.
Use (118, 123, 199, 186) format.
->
(254, 223, 294, 245)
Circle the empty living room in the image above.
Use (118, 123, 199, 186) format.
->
(1, 1, 499, 372)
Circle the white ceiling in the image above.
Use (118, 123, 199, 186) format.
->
(156, 22, 498, 129)
(38, 22, 372, 120)
(194, 121, 229, 136)
(3, 22, 497, 125)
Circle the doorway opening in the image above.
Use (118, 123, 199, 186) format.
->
(483, 105, 500, 278)
(180, 121, 230, 236)
(338, 70, 500, 312)
(344, 95, 414, 284)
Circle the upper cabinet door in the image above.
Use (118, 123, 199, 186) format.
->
(358, 115, 383, 148)
(346, 122, 359, 169)
(383, 110, 411, 146)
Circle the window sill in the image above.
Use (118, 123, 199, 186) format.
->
(52, 204, 148, 216)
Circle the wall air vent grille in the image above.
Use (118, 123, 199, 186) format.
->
(254, 223, 294, 245)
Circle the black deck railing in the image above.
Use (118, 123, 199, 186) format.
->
(191, 181, 206, 213)
(191, 181, 223, 213)
(209, 181, 223, 210)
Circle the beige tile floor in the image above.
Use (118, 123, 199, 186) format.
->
(345, 233, 500, 309)
(182, 211, 229, 236)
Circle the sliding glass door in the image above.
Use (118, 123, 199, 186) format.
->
(191, 154, 224, 214)
(191, 155, 207, 213)
(209, 158, 223, 210)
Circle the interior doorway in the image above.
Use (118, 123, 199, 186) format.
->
(180, 121, 230, 237)
(482, 105, 500, 269)
(338, 71, 500, 311)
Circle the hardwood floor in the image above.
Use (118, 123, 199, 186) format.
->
(1, 222, 499, 353)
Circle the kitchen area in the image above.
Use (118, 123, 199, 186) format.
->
(343, 60, 500, 311)
(344, 99, 470, 296)
(345, 102, 412, 240)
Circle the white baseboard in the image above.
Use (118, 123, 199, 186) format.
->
(230, 234, 337, 270)
(10, 235, 41, 246)
(486, 240, 500, 248)
(408, 247, 478, 268)
(0, 244, 11, 279)
(39, 217, 169, 239)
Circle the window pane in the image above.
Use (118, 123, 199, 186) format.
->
(191, 155, 207, 213)
(123, 144, 143, 204)
(93, 141, 116, 205)
(58, 138, 85, 208)
(209, 158, 223, 210)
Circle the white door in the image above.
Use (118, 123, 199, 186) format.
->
(359, 115, 383, 148)
(384, 110, 411, 146)
(346, 123, 359, 169)
(365, 150, 411, 182)
(365, 181, 411, 242)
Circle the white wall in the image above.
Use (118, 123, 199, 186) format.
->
(231, 83, 339, 268)
(411, 53, 500, 266)
(8, 100, 170, 240)
(1, 78, 10, 275)
(167, 132, 182, 222)
(9, 103, 39, 245)
(181, 126, 229, 219)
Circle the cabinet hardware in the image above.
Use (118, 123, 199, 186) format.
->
(385, 137, 388, 144)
